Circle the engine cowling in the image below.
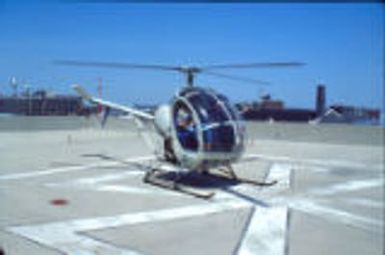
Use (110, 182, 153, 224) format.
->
(154, 104, 172, 138)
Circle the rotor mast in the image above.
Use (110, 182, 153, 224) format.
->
(183, 67, 200, 87)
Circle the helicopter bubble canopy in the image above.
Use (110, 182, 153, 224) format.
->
(171, 87, 245, 167)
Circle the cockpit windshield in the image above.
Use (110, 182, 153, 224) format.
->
(174, 87, 240, 153)
(184, 89, 230, 124)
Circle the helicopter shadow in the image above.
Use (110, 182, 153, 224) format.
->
(81, 153, 270, 207)
(156, 171, 239, 188)
(149, 171, 270, 207)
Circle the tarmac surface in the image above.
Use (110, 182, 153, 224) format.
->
(0, 116, 384, 255)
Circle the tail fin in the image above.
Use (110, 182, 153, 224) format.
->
(72, 84, 92, 101)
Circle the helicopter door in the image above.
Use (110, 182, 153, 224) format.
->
(174, 102, 198, 151)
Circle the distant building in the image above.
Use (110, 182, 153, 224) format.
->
(259, 94, 284, 110)
(0, 89, 96, 116)
(237, 84, 381, 125)
(237, 93, 315, 122)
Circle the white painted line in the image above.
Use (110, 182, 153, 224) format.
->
(44, 169, 181, 196)
(309, 179, 383, 196)
(244, 153, 383, 171)
(8, 200, 249, 255)
(96, 185, 157, 194)
(6, 156, 295, 254)
(72, 171, 144, 184)
(47, 170, 145, 186)
(266, 164, 291, 187)
(0, 156, 153, 181)
(344, 198, 384, 209)
(262, 163, 292, 195)
(291, 199, 383, 232)
(238, 206, 288, 255)
(46, 182, 155, 195)
(213, 163, 292, 202)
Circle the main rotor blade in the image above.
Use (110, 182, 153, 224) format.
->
(203, 71, 271, 85)
(202, 62, 305, 70)
(55, 60, 183, 72)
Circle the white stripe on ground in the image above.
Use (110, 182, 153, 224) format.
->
(238, 206, 288, 255)
(0, 155, 153, 181)
(213, 163, 292, 203)
(264, 163, 292, 193)
(45, 170, 145, 187)
(69, 171, 145, 184)
(235, 164, 291, 255)
(8, 200, 249, 255)
(244, 153, 383, 171)
(6, 158, 294, 254)
(96, 185, 160, 194)
(43, 168, 180, 196)
(291, 199, 383, 232)
(309, 179, 383, 196)
(46, 181, 180, 197)
(344, 198, 384, 209)
(46, 182, 156, 195)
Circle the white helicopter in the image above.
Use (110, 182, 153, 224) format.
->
(58, 60, 304, 198)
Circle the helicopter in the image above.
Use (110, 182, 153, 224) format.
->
(57, 60, 304, 198)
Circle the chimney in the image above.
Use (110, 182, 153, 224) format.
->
(316, 84, 326, 116)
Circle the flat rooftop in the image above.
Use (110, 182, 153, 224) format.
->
(0, 117, 383, 255)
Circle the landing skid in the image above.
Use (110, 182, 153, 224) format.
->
(143, 169, 215, 199)
(142, 163, 277, 199)
(216, 166, 278, 186)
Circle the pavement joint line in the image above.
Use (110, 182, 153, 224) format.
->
(0, 155, 154, 181)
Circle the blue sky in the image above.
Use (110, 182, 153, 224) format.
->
(0, 1, 383, 113)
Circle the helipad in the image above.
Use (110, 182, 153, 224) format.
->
(0, 117, 383, 255)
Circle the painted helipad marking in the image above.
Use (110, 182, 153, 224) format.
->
(309, 178, 383, 196)
(0, 156, 154, 181)
(212, 163, 292, 202)
(237, 206, 289, 255)
(6, 153, 380, 254)
(245, 153, 383, 171)
(68, 171, 145, 184)
(290, 199, 384, 232)
(46, 181, 180, 196)
(233, 164, 291, 255)
(264, 163, 292, 193)
(8, 200, 249, 255)
(44, 169, 181, 196)
(7, 162, 293, 255)
(344, 198, 383, 209)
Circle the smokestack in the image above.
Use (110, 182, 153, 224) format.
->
(316, 84, 326, 116)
